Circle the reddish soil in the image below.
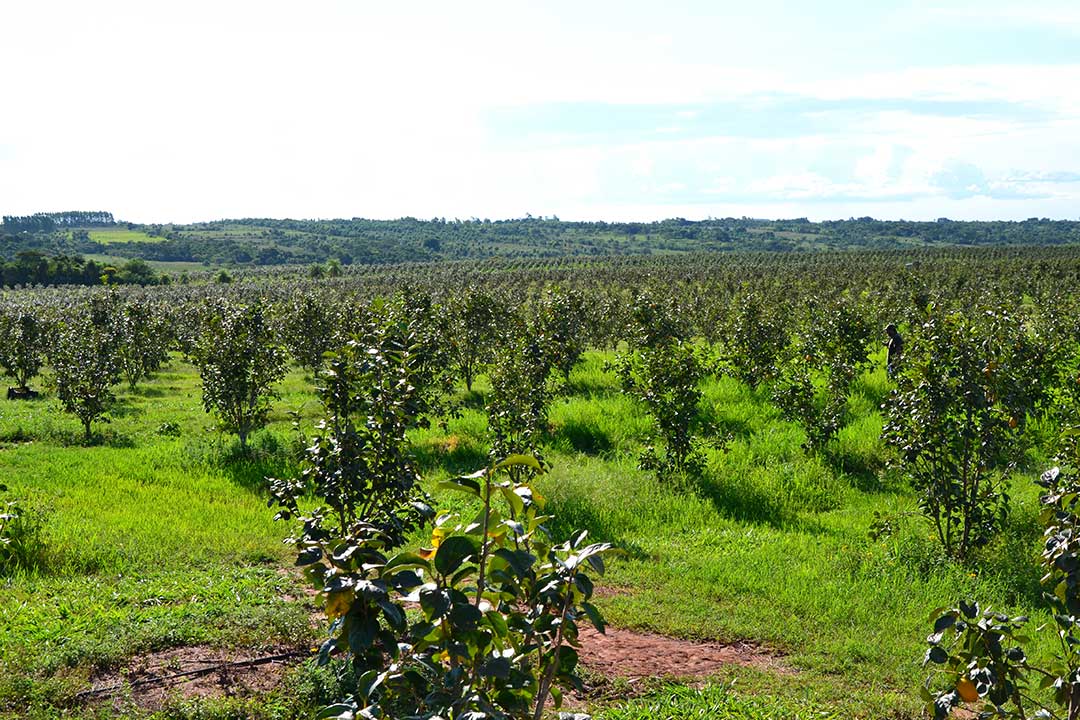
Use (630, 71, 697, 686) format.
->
(578, 626, 790, 681)
(85, 645, 303, 712)
(83, 581, 789, 711)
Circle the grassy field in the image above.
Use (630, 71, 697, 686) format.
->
(0, 350, 1054, 718)
(86, 229, 163, 245)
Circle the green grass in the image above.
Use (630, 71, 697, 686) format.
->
(86, 229, 163, 245)
(594, 683, 844, 719)
(0, 349, 1056, 718)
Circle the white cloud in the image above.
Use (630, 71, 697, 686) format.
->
(2, 1, 1080, 221)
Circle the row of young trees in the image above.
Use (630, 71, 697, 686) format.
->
(8, 248, 1080, 715)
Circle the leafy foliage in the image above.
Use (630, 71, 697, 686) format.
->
(277, 293, 340, 373)
(616, 295, 704, 479)
(193, 302, 286, 449)
(883, 307, 1051, 561)
(772, 298, 873, 451)
(722, 293, 787, 389)
(922, 463, 1080, 718)
(486, 313, 557, 475)
(444, 287, 507, 392)
(0, 484, 46, 575)
(280, 455, 609, 720)
(534, 286, 588, 384)
(0, 301, 47, 393)
(271, 299, 440, 549)
(49, 294, 122, 440)
(116, 297, 172, 390)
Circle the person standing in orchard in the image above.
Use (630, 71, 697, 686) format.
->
(885, 323, 903, 377)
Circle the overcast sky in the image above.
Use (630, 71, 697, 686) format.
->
(2, 1, 1079, 223)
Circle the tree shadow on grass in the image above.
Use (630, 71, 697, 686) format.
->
(546, 418, 613, 456)
(563, 377, 620, 399)
(542, 494, 651, 561)
(106, 397, 142, 419)
(970, 503, 1045, 608)
(824, 447, 886, 492)
(688, 471, 794, 529)
(412, 436, 490, 476)
(212, 434, 299, 494)
(458, 390, 487, 412)
(129, 385, 167, 398)
(51, 427, 136, 448)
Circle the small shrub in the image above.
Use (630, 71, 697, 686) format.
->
(0, 485, 46, 574)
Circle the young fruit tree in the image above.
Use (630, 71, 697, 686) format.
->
(882, 306, 1051, 561)
(269, 314, 610, 720)
(486, 311, 557, 476)
(49, 296, 123, 441)
(0, 302, 47, 397)
(616, 294, 705, 479)
(116, 297, 173, 390)
(193, 302, 285, 450)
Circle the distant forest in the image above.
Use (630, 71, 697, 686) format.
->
(4, 212, 1080, 273)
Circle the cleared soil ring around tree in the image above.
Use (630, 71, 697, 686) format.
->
(81, 626, 789, 711)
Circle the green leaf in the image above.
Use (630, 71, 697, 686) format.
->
(348, 614, 379, 653)
(494, 454, 542, 471)
(356, 669, 385, 702)
(926, 646, 948, 664)
(377, 599, 405, 630)
(314, 703, 355, 720)
(480, 655, 511, 679)
(438, 476, 482, 497)
(933, 613, 956, 633)
(383, 552, 431, 573)
(434, 535, 479, 577)
(449, 601, 483, 630)
(582, 601, 606, 634)
(296, 546, 322, 566)
(500, 485, 525, 517)
(493, 548, 535, 578)
(419, 587, 451, 618)
(485, 610, 509, 637)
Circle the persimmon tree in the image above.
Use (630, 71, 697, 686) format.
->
(772, 298, 873, 451)
(0, 301, 47, 396)
(535, 285, 588, 384)
(193, 302, 285, 450)
(116, 297, 172, 390)
(270, 314, 610, 719)
(882, 307, 1050, 561)
(50, 295, 122, 441)
(616, 294, 704, 478)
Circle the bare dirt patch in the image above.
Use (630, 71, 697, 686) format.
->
(83, 645, 307, 712)
(80, 597, 787, 712)
(578, 626, 790, 681)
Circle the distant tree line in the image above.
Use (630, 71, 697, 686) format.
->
(2, 211, 115, 234)
(1, 251, 165, 288)
(4, 214, 1080, 268)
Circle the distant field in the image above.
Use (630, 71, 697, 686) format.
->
(81, 253, 208, 275)
(85, 228, 162, 244)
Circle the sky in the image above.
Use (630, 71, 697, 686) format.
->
(2, 1, 1079, 224)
